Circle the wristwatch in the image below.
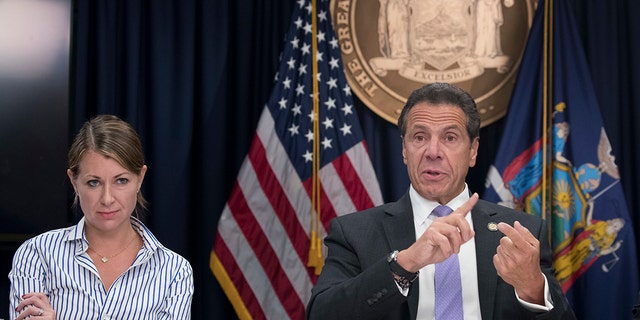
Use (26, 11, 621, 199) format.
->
(387, 250, 419, 290)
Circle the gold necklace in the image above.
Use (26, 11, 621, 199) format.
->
(88, 233, 139, 263)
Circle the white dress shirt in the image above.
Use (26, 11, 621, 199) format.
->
(410, 185, 481, 319)
(406, 184, 553, 319)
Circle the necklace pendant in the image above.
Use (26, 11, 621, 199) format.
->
(101, 257, 109, 263)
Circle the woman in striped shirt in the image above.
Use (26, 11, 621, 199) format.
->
(9, 115, 194, 319)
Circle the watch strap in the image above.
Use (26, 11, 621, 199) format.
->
(387, 250, 419, 290)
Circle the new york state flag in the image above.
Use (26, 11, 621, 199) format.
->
(483, 1, 639, 319)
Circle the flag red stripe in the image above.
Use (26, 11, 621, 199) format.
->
(333, 151, 375, 211)
(302, 177, 338, 233)
(226, 180, 305, 319)
(213, 233, 267, 319)
(247, 138, 318, 280)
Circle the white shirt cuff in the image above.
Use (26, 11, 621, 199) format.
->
(394, 281, 410, 296)
(515, 273, 554, 312)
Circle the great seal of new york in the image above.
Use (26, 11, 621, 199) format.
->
(330, 0, 537, 127)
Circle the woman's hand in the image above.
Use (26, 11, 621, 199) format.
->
(15, 292, 56, 320)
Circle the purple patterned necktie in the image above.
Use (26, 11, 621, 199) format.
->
(432, 205, 464, 320)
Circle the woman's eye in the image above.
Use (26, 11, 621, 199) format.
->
(116, 178, 129, 185)
(87, 180, 99, 187)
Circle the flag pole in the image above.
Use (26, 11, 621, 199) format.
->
(542, 0, 553, 224)
(308, 0, 324, 275)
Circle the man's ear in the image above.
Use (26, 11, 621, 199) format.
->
(469, 137, 479, 167)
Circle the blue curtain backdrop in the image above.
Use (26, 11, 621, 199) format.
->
(69, 0, 640, 318)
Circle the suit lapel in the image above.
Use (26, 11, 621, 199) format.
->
(383, 194, 416, 253)
(472, 201, 503, 320)
(382, 193, 420, 320)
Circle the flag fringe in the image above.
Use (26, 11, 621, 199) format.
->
(210, 252, 253, 320)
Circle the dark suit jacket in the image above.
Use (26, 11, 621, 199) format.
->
(306, 192, 576, 320)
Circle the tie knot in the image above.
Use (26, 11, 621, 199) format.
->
(432, 205, 453, 217)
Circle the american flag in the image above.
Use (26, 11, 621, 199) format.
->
(210, 0, 383, 319)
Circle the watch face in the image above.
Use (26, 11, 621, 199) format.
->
(388, 250, 399, 262)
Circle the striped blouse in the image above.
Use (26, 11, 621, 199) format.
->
(8, 217, 193, 319)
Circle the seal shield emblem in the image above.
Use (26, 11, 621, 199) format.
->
(331, 0, 536, 127)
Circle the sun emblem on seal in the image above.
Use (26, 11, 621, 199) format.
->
(553, 178, 575, 220)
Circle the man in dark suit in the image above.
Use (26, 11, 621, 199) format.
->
(306, 83, 575, 319)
